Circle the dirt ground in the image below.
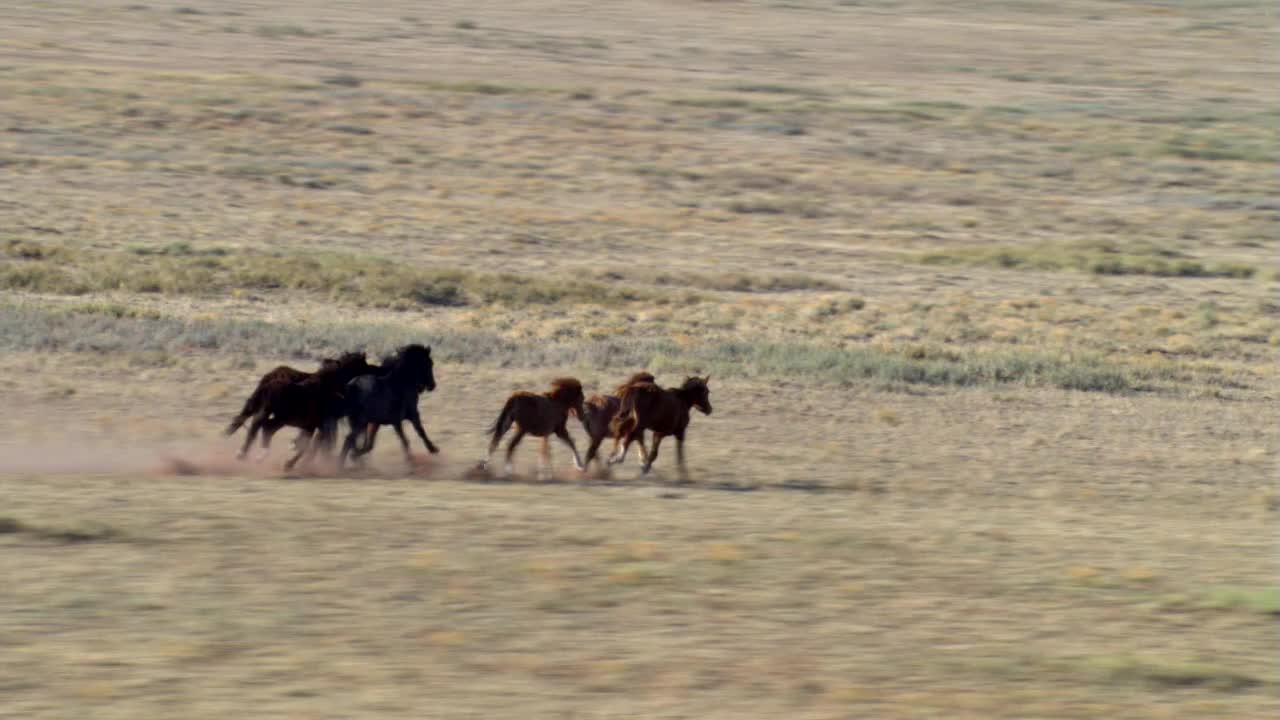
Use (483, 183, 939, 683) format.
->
(2, 357, 1276, 718)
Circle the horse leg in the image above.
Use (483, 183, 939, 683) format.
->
(408, 410, 439, 454)
(284, 431, 311, 471)
(338, 420, 363, 470)
(583, 433, 604, 469)
(554, 426, 584, 472)
(642, 433, 666, 476)
(352, 423, 379, 463)
(611, 420, 646, 466)
(237, 414, 265, 459)
(633, 432, 649, 465)
(607, 422, 634, 465)
(486, 426, 504, 467)
(537, 437, 551, 480)
(674, 430, 689, 483)
(502, 429, 526, 478)
(257, 419, 282, 462)
(306, 425, 331, 470)
(392, 422, 414, 465)
(311, 417, 338, 460)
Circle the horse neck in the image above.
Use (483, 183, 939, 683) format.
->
(674, 385, 701, 409)
(545, 387, 578, 410)
(385, 362, 423, 390)
(311, 366, 352, 388)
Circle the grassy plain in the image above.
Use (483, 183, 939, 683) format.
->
(0, 1, 1276, 717)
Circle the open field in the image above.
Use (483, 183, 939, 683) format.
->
(0, 1, 1276, 717)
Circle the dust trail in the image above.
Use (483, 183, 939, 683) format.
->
(154, 448, 454, 479)
(0, 441, 174, 476)
(0, 437, 447, 480)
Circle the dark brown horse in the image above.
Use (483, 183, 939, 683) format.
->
(609, 376, 712, 480)
(485, 378, 587, 478)
(225, 354, 356, 438)
(227, 352, 375, 465)
(581, 371, 655, 469)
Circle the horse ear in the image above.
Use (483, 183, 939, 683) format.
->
(703, 374, 710, 383)
(425, 345, 431, 356)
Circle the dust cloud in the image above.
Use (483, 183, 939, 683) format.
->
(0, 438, 448, 480)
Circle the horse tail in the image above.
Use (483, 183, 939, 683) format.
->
(610, 385, 644, 437)
(487, 396, 519, 443)
(225, 385, 267, 435)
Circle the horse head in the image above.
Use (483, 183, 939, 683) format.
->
(395, 344, 436, 392)
(681, 375, 712, 415)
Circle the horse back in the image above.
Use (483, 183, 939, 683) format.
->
(345, 373, 419, 423)
(630, 385, 688, 434)
(506, 393, 563, 436)
(259, 365, 309, 387)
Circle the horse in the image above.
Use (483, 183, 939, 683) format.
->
(484, 378, 587, 478)
(338, 344, 438, 469)
(581, 371, 655, 469)
(226, 351, 375, 463)
(608, 376, 712, 480)
(225, 353, 357, 438)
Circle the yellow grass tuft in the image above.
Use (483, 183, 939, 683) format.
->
(1067, 566, 1102, 584)
(706, 542, 743, 563)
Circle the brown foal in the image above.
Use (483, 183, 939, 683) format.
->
(485, 378, 587, 478)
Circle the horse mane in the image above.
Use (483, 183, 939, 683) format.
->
(383, 344, 431, 371)
(548, 377, 582, 396)
(305, 352, 369, 386)
(613, 371, 655, 396)
(543, 378, 582, 409)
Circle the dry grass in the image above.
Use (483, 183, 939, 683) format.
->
(0, 0, 1276, 718)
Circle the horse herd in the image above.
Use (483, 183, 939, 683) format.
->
(224, 343, 713, 479)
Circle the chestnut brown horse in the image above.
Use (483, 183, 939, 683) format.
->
(581, 371, 655, 469)
(485, 378, 587, 477)
(227, 351, 375, 463)
(609, 376, 712, 480)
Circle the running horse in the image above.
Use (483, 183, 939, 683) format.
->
(338, 344, 438, 469)
(609, 376, 712, 480)
(581, 371, 655, 469)
(484, 378, 587, 478)
(225, 351, 375, 464)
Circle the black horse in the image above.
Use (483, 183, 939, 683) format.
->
(338, 344, 439, 469)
